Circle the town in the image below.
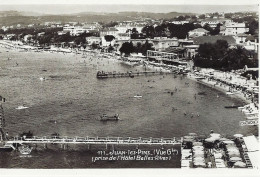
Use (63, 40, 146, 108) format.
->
(0, 7, 259, 169)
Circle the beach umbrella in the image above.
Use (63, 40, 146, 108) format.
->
(193, 148, 204, 153)
(193, 146, 204, 150)
(197, 135, 207, 139)
(223, 140, 235, 144)
(215, 159, 224, 163)
(193, 161, 206, 167)
(227, 148, 239, 153)
(228, 153, 241, 158)
(227, 151, 240, 156)
(226, 146, 239, 150)
(193, 156, 204, 161)
(210, 133, 221, 137)
(193, 142, 203, 146)
(230, 157, 242, 162)
(233, 161, 246, 168)
(184, 136, 194, 139)
(219, 138, 229, 142)
(233, 134, 243, 138)
(189, 133, 197, 136)
(193, 152, 204, 157)
(183, 138, 195, 143)
(227, 151, 240, 155)
(214, 153, 223, 159)
(205, 137, 216, 143)
(227, 146, 239, 150)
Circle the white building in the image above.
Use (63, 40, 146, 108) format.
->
(100, 27, 119, 37)
(184, 45, 199, 58)
(86, 36, 101, 45)
(63, 25, 87, 36)
(151, 37, 179, 51)
(171, 21, 189, 25)
(115, 24, 144, 34)
(1, 26, 9, 31)
(24, 34, 33, 42)
(224, 22, 249, 36)
(188, 28, 209, 38)
(116, 33, 131, 40)
(201, 20, 221, 29)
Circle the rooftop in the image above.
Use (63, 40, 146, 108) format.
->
(193, 35, 236, 45)
(189, 28, 209, 33)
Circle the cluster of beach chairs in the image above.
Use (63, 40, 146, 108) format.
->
(238, 103, 258, 119)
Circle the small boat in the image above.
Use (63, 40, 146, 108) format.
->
(0, 143, 14, 152)
(16, 105, 29, 110)
(134, 95, 142, 98)
(100, 114, 119, 121)
(225, 105, 242, 109)
(39, 77, 45, 81)
(194, 76, 205, 80)
(198, 92, 206, 95)
(226, 92, 234, 95)
(246, 116, 258, 120)
(18, 145, 32, 155)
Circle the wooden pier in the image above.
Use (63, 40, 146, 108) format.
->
(97, 71, 175, 79)
(4, 136, 181, 150)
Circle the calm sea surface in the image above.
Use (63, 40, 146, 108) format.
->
(0, 47, 258, 168)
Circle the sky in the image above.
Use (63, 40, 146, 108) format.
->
(0, 0, 258, 14)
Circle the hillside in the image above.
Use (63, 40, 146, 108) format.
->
(0, 10, 196, 26)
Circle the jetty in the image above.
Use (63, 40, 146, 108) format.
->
(97, 71, 176, 79)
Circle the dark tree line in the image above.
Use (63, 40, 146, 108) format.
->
(119, 41, 154, 56)
(141, 23, 201, 39)
(203, 23, 221, 35)
(194, 40, 258, 71)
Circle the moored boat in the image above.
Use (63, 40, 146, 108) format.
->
(100, 114, 119, 121)
(225, 105, 243, 109)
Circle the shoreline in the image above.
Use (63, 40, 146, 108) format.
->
(187, 74, 252, 105)
(0, 40, 257, 106)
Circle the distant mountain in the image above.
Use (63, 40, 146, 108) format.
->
(0, 10, 44, 17)
(70, 11, 197, 19)
(0, 10, 198, 27)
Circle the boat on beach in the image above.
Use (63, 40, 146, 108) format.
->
(225, 105, 243, 109)
(100, 114, 119, 121)
(15, 106, 29, 110)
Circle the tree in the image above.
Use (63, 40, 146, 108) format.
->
(104, 35, 115, 45)
(119, 42, 134, 56)
(210, 23, 221, 35)
(194, 41, 256, 70)
(141, 25, 155, 38)
(140, 40, 154, 56)
(168, 23, 196, 39)
(247, 19, 259, 35)
(107, 45, 114, 52)
(155, 25, 165, 37)
(199, 14, 205, 19)
(176, 16, 185, 21)
(131, 28, 139, 39)
(91, 43, 98, 49)
(74, 36, 86, 45)
(203, 23, 213, 33)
